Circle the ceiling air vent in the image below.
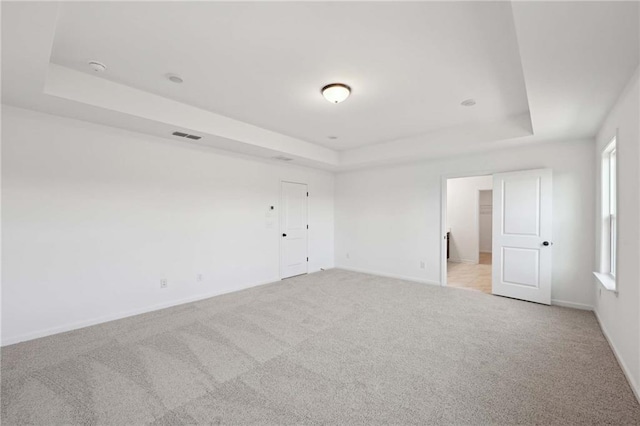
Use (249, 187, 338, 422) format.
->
(273, 156, 293, 162)
(172, 131, 202, 140)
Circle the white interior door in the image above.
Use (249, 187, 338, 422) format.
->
(280, 181, 308, 279)
(492, 169, 552, 304)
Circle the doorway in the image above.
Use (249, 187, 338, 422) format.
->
(441, 169, 554, 305)
(445, 175, 493, 294)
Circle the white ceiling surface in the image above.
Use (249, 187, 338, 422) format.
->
(50, 2, 530, 151)
(2, 2, 639, 171)
(511, 1, 640, 142)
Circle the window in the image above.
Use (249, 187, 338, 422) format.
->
(608, 145, 616, 277)
(595, 137, 617, 291)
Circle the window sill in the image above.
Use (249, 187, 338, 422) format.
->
(593, 272, 617, 293)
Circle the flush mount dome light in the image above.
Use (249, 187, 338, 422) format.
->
(461, 98, 476, 107)
(322, 83, 351, 104)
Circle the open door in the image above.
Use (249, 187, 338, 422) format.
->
(280, 181, 308, 279)
(492, 169, 552, 305)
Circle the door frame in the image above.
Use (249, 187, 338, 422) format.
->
(440, 169, 506, 287)
(279, 180, 309, 280)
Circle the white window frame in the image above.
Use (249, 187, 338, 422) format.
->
(594, 136, 617, 292)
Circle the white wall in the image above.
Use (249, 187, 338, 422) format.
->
(593, 67, 640, 399)
(478, 190, 492, 253)
(446, 175, 492, 263)
(1, 106, 335, 345)
(335, 139, 595, 308)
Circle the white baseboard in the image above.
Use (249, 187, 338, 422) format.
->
(447, 258, 478, 265)
(1, 277, 280, 347)
(550, 299, 594, 310)
(335, 266, 441, 286)
(594, 310, 640, 404)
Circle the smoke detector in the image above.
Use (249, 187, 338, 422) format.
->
(88, 61, 107, 72)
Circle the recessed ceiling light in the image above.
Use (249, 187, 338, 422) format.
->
(166, 74, 184, 84)
(322, 83, 351, 104)
(88, 61, 107, 72)
(461, 99, 476, 107)
(328, 136, 338, 140)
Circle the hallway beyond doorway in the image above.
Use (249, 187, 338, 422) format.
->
(447, 252, 492, 294)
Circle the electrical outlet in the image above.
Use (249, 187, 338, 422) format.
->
(346, 253, 350, 259)
(197, 274, 203, 282)
(160, 279, 168, 289)
(420, 261, 426, 269)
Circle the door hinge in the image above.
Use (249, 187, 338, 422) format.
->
(307, 224, 309, 229)
(307, 192, 309, 197)
(307, 257, 309, 262)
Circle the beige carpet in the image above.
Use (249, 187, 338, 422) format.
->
(2, 269, 639, 425)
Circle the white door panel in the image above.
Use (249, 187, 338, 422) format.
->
(503, 178, 540, 236)
(493, 169, 552, 304)
(502, 247, 539, 288)
(280, 182, 308, 279)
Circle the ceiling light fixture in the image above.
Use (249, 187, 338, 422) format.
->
(166, 73, 184, 84)
(461, 99, 476, 107)
(328, 136, 338, 140)
(322, 83, 351, 104)
(88, 61, 107, 72)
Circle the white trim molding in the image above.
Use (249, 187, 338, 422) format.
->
(448, 258, 479, 265)
(593, 271, 617, 293)
(335, 266, 441, 286)
(1, 277, 281, 347)
(550, 299, 594, 311)
(594, 310, 640, 404)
